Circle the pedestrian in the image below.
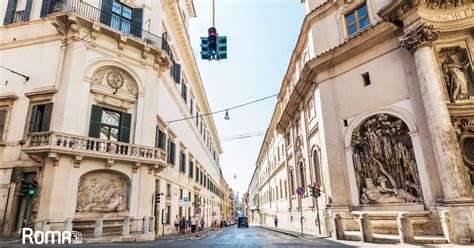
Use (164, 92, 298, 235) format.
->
(190, 216, 197, 233)
(274, 215, 278, 228)
(174, 215, 180, 233)
(200, 218, 205, 231)
(180, 216, 186, 234)
(188, 216, 192, 231)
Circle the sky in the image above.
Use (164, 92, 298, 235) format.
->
(189, 0, 305, 200)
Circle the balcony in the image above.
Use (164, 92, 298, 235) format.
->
(23, 132, 167, 170)
(44, 0, 173, 66)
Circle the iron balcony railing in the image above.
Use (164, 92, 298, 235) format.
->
(44, 0, 172, 59)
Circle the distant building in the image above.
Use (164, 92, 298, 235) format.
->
(249, 0, 474, 243)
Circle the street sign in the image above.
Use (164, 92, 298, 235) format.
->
(296, 186, 305, 196)
(195, 207, 201, 215)
(183, 196, 189, 205)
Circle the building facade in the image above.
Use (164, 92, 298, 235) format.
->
(250, 0, 474, 243)
(0, 0, 227, 240)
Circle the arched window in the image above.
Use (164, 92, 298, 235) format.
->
(312, 149, 322, 185)
(298, 161, 306, 188)
(288, 168, 295, 195)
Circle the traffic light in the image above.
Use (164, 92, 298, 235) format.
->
(200, 27, 227, 61)
(155, 192, 163, 205)
(308, 184, 315, 197)
(28, 180, 38, 197)
(314, 183, 322, 198)
(216, 36, 227, 60)
(20, 179, 30, 195)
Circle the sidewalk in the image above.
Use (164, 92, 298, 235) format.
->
(156, 226, 223, 241)
(253, 223, 327, 241)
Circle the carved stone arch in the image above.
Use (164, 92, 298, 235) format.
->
(84, 58, 144, 95)
(311, 146, 323, 186)
(288, 166, 296, 196)
(75, 170, 131, 213)
(350, 113, 423, 205)
(344, 106, 418, 148)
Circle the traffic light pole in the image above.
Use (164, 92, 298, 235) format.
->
(315, 197, 321, 234)
(212, 0, 215, 27)
(21, 196, 31, 228)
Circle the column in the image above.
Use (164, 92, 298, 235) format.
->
(400, 23, 472, 201)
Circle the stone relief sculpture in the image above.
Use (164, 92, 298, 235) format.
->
(90, 66, 138, 96)
(351, 114, 423, 204)
(451, 116, 474, 184)
(76, 171, 130, 213)
(440, 47, 473, 103)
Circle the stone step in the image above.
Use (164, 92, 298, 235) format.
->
(344, 231, 448, 244)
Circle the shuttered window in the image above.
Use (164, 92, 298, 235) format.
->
(4, 0, 33, 24)
(0, 109, 6, 141)
(181, 81, 188, 103)
(171, 62, 181, 84)
(88, 105, 131, 143)
(155, 127, 166, 149)
(179, 151, 186, 173)
(167, 139, 176, 165)
(28, 103, 53, 133)
(100, 0, 142, 37)
(188, 160, 194, 178)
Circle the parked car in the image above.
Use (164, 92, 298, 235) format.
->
(237, 216, 249, 228)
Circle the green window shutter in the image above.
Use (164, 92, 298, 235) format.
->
(22, 0, 33, 21)
(0, 109, 6, 141)
(88, 105, 102, 138)
(130, 8, 143, 38)
(119, 112, 132, 143)
(28, 105, 38, 133)
(40, 103, 53, 132)
(99, 0, 113, 26)
(155, 126, 159, 148)
(4, 0, 17, 25)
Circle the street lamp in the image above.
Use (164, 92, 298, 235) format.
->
(224, 110, 230, 120)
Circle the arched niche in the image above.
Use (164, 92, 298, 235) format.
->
(76, 170, 130, 213)
(351, 113, 423, 204)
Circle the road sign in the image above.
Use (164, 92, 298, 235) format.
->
(195, 207, 201, 215)
(183, 196, 189, 205)
(296, 186, 305, 196)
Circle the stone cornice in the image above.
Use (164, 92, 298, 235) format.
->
(163, 0, 222, 154)
(277, 1, 338, 102)
(277, 22, 397, 131)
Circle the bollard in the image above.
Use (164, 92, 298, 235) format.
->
(441, 210, 458, 244)
(149, 216, 155, 232)
(122, 216, 130, 235)
(142, 215, 149, 234)
(64, 218, 73, 233)
(334, 213, 345, 240)
(324, 213, 333, 237)
(359, 213, 373, 243)
(397, 212, 415, 244)
(94, 218, 103, 238)
(42, 219, 51, 233)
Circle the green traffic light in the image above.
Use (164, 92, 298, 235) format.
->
(28, 188, 37, 196)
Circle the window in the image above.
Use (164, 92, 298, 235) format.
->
(195, 167, 200, 182)
(167, 139, 176, 165)
(313, 150, 322, 185)
(190, 99, 194, 115)
(345, 3, 369, 36)
(289, 168, 295, 196)
(179, 150, 186, 173)
(111, 1, 132, 34)
(166, 205, 171, 224)
(195, 111, 199, 126)
(179, 188, 183, 199)
(298, 162, 306, 189)
(166, 183, 171, 197)
(4, 0, 32, 24)
(89, 105, 131, 143)
(307, 97, 315, 118)
(29, 103, 54, 133)
(181, 81, 188, 103)
(155, 127, 166, 149)
(285, 131, 291, 147)
(189, 160, 194, 178)
(362, 72, 371, 86)
(171, 62, 181, 84)
(0, 109, 6, 141)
